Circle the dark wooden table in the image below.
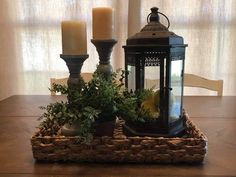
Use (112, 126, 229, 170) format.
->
(0, 95, 236, 177)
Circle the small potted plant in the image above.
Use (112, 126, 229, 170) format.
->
(80, 71, 123, 136)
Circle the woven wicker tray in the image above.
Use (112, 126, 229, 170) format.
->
(31, 114, 207, 163)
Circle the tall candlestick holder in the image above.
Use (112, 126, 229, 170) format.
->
(91, 39, 117, 78)
(60, 54, 88, 136)
(60, 54, 88, 103)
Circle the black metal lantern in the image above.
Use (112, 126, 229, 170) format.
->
(123, 7, 188, 137)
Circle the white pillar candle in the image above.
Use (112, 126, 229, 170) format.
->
(61, 21, 87, 55)
(92, 7, 114, 39)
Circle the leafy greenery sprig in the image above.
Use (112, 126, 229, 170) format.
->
(39, 70, 123, 141)
(49, 84, 68, 95)
(38, 69, 156, 142)
(116, 88, 154, 123)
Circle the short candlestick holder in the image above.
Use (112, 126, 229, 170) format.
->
(60, 54, 88, 136)
(91, 39, 117, 78)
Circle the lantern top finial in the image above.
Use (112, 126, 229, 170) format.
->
(151, 7, 159, 12)
(149, 7, 160, 22)
(147, 7, 170, 29)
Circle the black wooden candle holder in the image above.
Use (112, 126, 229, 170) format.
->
(91, 39, 117, 78)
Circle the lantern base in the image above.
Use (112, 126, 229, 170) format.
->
(123, 116, 186, 137)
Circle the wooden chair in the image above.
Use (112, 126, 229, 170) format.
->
(50, 73, 93, 95)
(145, 73, 223, 96)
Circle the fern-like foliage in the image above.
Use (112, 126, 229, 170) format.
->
(38, 69, 155, 142)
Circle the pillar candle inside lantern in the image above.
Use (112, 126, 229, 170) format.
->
(61, 21, 87, 55)
(92, 7, 114, 40)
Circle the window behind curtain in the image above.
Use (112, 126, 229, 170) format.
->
(13, 0, 113, 94)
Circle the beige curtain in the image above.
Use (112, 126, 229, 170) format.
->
(0, 0, 236, 100)
(0, 0, 20, 100)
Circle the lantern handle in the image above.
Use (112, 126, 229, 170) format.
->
(147, 9, 170, 29)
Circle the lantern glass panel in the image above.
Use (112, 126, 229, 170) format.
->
(144, 66, 160, 89)
(127, 65, 136, 91)
(169, 60, 183, 123)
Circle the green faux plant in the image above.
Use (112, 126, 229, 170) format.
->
(38, 70, 124, 142)
(116, 88, 158, 123)
(81, 71, 122, 122)
(39, 102, 100, 142)
(38, 69, 158, 142)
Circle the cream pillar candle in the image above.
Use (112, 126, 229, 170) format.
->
(92, 7, 114, 39)
(61, 21, 87, 55)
